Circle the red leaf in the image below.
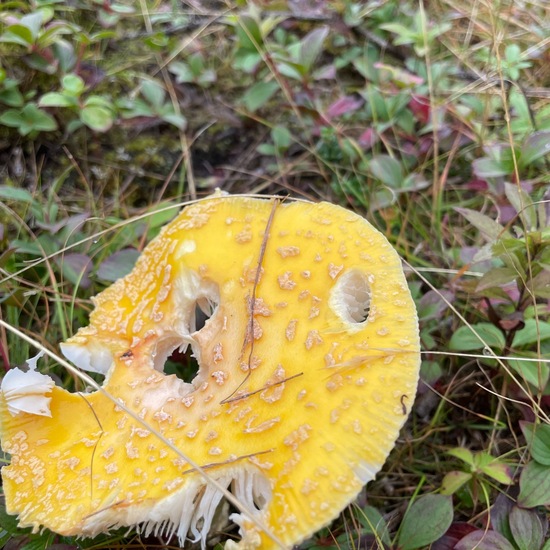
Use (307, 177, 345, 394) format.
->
(325, 95, 364, 119)
(432, 522, 478, 550)
(465, 178, 489, 191)
(409, 94, 431, 124)
(358, 127, 378, 150)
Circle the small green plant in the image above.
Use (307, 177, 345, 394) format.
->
(450, 182, 550, 391)
(473, 131, 550, 180)
(477, 43, 533, 81)
(39, 74, 115, 132)
(169, 52, 217, 88)
(441, 448, 514, 501)
(380, 9, 451, 56)
(117, 79, 186, 129)
(0, 101, 56, 136)
(0, 10, 75, 72)
(446, 425, 550, 550)
(0, 4, 186, 139)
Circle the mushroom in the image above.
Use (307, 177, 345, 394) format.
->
(0, 195, 420, 549)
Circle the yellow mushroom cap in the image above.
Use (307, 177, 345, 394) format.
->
(0, 196, 420, 548)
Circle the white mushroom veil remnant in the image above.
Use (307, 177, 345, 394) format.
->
(0, 195, 421, 549)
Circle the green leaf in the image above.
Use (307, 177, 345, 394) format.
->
(11, 238, 43, 255)
(531, 269, 550, 299)
(0, 185, 35, 203)
(491, 236, 526, 257)
(52, 39, 76, 72)
(420, 360, 442, 384)
(380, 23, 415, 45)
(370, 187, 396, 210)
(20, 11, 44, 39)
(397, 494, 453, 550)
(0, 503, 23, 537)
(473, 157, 511, 178)
(357, 505, 390, 545)
(80, 104, 113, 132)
(476, 267, 518, 292)
(521, 130, 550, 166)
(492, 493, 514, 541)
(109, 2, 135, 13)
(480, 461, 513, 485)
(141, 80, 165, 109)
(84, 96, 114, 109)
(235, 14, 263, 51)
(36, 22, 71, 48)
(118, 97, 151, 118)
(20, 534, 55, 550)
(188, 52, 205, 74)
(277, 58, 305, 81)
(0, 79, 24, 107)
(98, 9, 121, 27)
(512, 319, 550, 347)
(197, 69, 216, 86)
(56, 253, 92, 288)
(449, 323, 505, 352)
(507, 355, 549, 390)
(271, 125, 292, 152)
(455, 207, 507, 241)
(39, 92, 75, 107)
(369, 155, 404, 188)
(0, 24, 34, 46)
(256, 143, 275, 155)
(505, 44, 522, 62)
(298, 26, 329, 72)
(499, 250, 526, 279)
(143, 202, 180, 231)
(66, 118, 83, 134)
(169, 61, 194, 83)
(233, 50, 262, 73)
(518, 461, 550, 507)
(1, 103, 57, 135)
(448, 447, 475, 467)
(97, 248, 140, 282)
(509, 506, 545, 550)
(161, 112, 186, 130)
(521, 422, 550, 466)
(0, 530, 11, 547)
(22, 103, 57, 130)
(504, 182, 536, 229)
(241, 80, 279, 112)
(62, 73, 85, 95)
(24, 51, 56, 73)
(441, 471, 472, 494)
(0, 109, 23, 127)
(259, 15, 285, 42)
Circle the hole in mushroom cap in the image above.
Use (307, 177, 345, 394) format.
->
(158, 296, 220, 385)
(192, 296, 218, 332)
(329, 269, 372, 326)
(164, 346, 200, 384)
